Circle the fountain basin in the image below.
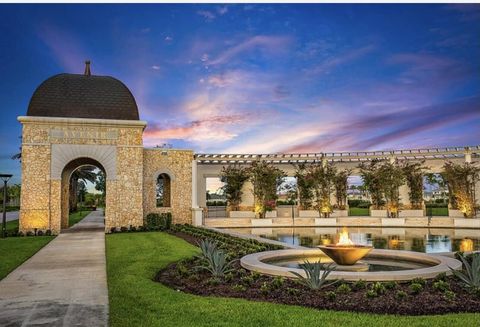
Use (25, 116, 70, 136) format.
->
(240, 248, 462, 281)
(318, 244, 372, 265)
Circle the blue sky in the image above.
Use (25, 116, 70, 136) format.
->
(0, 4, 479, 184)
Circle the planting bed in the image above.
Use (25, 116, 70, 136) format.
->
(157, 225, 480, 316)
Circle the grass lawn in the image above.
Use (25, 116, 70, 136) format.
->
(68, 210, 92, 227)
(349, 207, 370, 216)
(106, 232, 479, 327)
(0, 236, 54, 280)
(426, 207, 449, 216)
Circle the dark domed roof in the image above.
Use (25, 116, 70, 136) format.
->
(27, 73, 139, 120)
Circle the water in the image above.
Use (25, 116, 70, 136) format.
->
(224, 227, 480, 253)
(268, 257, 432, 271)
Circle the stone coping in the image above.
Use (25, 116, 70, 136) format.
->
(204, 216, 480, 229)
(18, 115, 147, 128)
(240, 248, 462, 281)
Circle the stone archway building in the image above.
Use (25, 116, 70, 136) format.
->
(18, 67, 197, 233)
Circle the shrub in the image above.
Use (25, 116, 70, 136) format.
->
(232, 284, 247, 292)
(409, 283, 423, 294)
(371, 282, 386, 295)
(411, 277, 426, 286)
(195, 239, 236, 278)
(450, 253, 480, 293)
(17, 231, 24, 237)
(120, 226, 128, 232)
(145, 212, 173, 230)
(434, 272, 447, 282)
(260, 282, 270, 295)
(176, 262, 190, 277)
(250, 271, 261, 280)
(271, 276, 285, 289)
(433, 280, 450, 292)
(240, 275, 254, 286)
(383, 281, 398, 290)
(110, 227, 117, 233)
(336, 283, 351, 294)
(325, 291, 336, 301)
(290, 261, 337, 290)
(396, 290, 407, 300)
(26, 231, 34, 236)
(366, 290, 377, 298)
(45, 229, 52, 236)
(444, 290, 456, 301)
(224, 272, 234, 283)
(207, 277, 221, 286)
(352, 279, 367, 290)
(37, 230, 44, 236)
(286, 287, 300, 296)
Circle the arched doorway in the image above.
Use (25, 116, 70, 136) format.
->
(61, 157, 106, 230)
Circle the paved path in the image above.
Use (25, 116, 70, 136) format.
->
(4, 210, 19, 222)
(0, 210, 108, 326)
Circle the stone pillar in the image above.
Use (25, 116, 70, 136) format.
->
(399, 184, 411, 207)
(192, 160, 198, 207)
(197, 175, 207, 208)
(239, 180, 255, 210)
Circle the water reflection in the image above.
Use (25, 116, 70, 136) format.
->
(225, 227, 480, 253)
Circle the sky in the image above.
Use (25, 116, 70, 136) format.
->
(0, 4, 479, 184)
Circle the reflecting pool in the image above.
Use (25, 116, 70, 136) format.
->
(224, 227, 480, 253)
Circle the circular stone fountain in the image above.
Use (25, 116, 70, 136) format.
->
(240, 248, 462, 281)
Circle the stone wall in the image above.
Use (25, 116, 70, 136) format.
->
(143, 149, 194, 224)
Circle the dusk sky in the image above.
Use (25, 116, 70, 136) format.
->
(0, 4, 479, 184)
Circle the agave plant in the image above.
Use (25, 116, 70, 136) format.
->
(290, 260, 337, 290)
(195, 239, 236, 278)
(450, 253, 480, 292)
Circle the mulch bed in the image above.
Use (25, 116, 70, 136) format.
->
(157, 231, 480, 316)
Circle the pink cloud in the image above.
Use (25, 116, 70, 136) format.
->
(208, 35, 293, 66)
(308, 45, 376, 75)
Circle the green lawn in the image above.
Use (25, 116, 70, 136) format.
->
(68, 210, 92, 226)
(5, 219, 19, 234)
(349, 207, 370, 216)
(0, 236, 54, 280)
(425, 207, 449, 216)
(106, 232, 479, 327)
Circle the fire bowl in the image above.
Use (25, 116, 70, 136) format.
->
(318, 245, 373, 265)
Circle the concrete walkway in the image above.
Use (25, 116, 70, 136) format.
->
(0, 211, 108, 326)
(4, 210, 19, 222)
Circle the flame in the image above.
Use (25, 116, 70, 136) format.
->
(460, 239, 474, 252)
(336, 228, 354, 246)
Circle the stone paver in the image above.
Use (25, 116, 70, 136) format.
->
(0, 210, 108, 326)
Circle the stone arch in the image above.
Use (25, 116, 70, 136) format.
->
(153, 168, 176, 182)
(60, 157, 107, 230)
(51, 144, 116, 180)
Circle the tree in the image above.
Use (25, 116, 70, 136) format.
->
(442, 161, 479, 217)
(220, 164, 250, 211)
(294, 163, 315, 210)
(308, 162, 337, 217)
(248, 161, 286, 218)
(359, 160, 385, 209)
(378, 161, 405, 217)
(334, 169, 352, 210)
(95, 171, 106, 207)
(401, 161, 428, 209)
(69, 166, 97, 212)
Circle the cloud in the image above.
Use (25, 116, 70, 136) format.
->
(164, 36, 173, 42)
(36, 23, 90, 73)
(151, 65, 160, 70)
(208, 35, 293, 66)
(217, 6, 229, 15)
(140, 27, 151, 33)
(144, 114, 247, 143)
(282, 96, 480, 153)
(444, 4, 480, 22)
(197, 10, 216, 22)
(308, 45, 376, 75)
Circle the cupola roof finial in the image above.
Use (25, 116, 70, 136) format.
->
(84, 60, 91, 76)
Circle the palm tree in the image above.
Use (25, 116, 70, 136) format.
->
(69, 166, 98, 212)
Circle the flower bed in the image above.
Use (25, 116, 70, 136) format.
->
(157, 225, 480, 316)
